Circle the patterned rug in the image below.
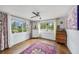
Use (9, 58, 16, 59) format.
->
(20, 42, 56, 54)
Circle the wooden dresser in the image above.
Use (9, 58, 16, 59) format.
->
(56, 30, 67, 45)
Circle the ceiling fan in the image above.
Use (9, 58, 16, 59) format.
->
(30, 11, 42, 19)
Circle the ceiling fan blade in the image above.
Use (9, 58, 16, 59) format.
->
(31, 11, 41, 19)
(30, 16, 37, 18)
(32, 12, 38, 16)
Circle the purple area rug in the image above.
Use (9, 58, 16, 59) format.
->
(20, 42, 56, 54)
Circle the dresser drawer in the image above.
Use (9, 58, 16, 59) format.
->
(56, 30, 67, 45)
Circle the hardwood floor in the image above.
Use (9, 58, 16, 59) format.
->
(0, 39, 70, 54)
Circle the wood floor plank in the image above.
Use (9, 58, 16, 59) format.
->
(0, 39, 70, 54)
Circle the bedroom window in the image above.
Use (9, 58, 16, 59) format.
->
(40, 22, 54, 31)
(32, 21, 38, 29)
(11, 16, 28, 33)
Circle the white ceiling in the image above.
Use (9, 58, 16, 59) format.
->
(0, 5, 73, 20)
